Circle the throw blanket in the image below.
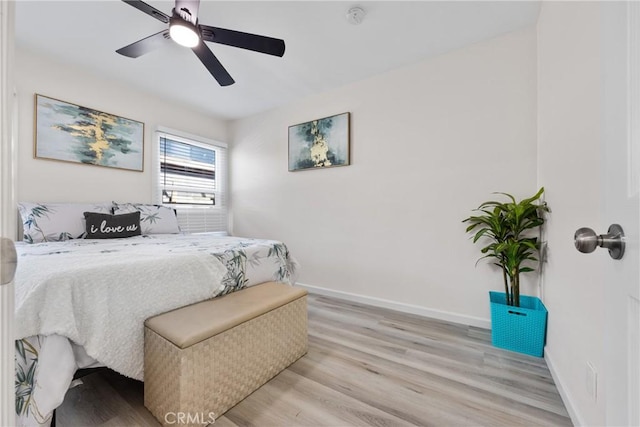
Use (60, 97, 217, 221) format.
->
(14, 234, 298, 426)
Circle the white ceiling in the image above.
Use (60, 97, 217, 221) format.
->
(15, 1, 540, 120)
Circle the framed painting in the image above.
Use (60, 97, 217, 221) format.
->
(288, 112, 350, 171)
(34, 94, 144, 172)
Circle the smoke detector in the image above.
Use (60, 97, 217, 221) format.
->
(346, 7, 366, 25)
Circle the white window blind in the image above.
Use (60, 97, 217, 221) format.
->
(156, 130, 227, 234)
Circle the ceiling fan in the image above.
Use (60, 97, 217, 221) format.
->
(116, 0, 286, 86)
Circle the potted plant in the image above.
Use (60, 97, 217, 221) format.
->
(463, 187, 550, 357)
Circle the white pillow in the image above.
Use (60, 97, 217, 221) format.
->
(112, 203, 180, 234)
(18, 202, 113, 243)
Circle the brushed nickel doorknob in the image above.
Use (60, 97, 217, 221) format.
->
(574, 224, 625, 260)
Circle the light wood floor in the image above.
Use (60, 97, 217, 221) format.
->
(57, 293, 572, 426)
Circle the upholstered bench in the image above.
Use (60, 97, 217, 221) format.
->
(143, 282, 308, 426)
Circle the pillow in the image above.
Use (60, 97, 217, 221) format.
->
(112, 203, 180, 234)
(18, 202, 113, 243)
(84, 211, 141, 239)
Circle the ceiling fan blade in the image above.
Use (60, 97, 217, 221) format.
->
(199, 25, 285, 57)
(116, 30, 171, 58)
(121, 0, 170, 23)
(192, 41, 235, 86)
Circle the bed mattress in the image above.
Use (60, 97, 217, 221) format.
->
(14, 233, 298, 427)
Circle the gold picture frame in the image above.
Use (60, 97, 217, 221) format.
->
(34, 94, 144, 172)
(288, 112, 350, 171)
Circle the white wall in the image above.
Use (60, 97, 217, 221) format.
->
(537, 2, 605, 425)
(230, 27, 538, 325)
(15, 48, 227, 204)
(12, 10, 609, 424)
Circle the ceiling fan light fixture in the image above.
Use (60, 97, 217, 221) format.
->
(169, 16, 200, 47)
(117, 0, 286, 86)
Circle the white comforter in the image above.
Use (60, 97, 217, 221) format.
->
(14, 234, 298, 426)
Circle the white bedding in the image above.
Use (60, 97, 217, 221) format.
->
(14, 234, 298, 426)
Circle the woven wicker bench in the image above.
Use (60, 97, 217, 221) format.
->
(143, 282, 308, 426)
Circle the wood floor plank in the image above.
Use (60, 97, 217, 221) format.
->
(225, 369, 415, 427)
(57, 373, 155, 426)
(301, 335, 570, 426)
(56, 292, 572, 426)
(308, 298, 569, 420)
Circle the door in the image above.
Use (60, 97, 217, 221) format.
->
(0, 2, 16, 426)
(602, 2, 640, 425)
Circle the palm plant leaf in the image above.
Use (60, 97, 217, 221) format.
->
(463, 187, 548, 306)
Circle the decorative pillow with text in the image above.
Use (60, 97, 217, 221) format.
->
(84, 211, 141, 239)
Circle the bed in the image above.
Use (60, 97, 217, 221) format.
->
(13, 202, 298, 427)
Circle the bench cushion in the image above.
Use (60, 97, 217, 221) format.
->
(145, 282, 307, 349)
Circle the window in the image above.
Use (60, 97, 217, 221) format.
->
(156, 129, 227, 234)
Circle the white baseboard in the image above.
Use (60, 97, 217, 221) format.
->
(296, 282, 491, 329)
(545, 349, 583, 426)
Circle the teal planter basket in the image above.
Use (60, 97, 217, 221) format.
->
(489, 291, 548, 357)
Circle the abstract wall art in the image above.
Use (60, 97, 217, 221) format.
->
(34, 94, 144, 171)
(288, 112, 350, 171)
